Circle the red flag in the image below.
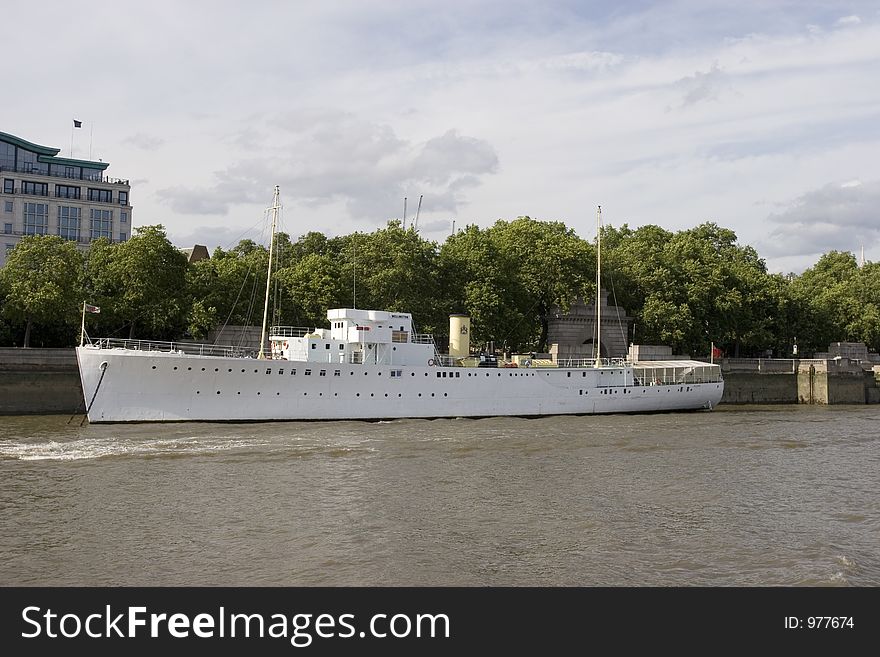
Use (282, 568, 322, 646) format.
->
(712, 346, 723, 359)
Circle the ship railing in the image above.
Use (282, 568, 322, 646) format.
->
(91, 337, 253, 358)
(411, 333, 435, 345)
(349, 352, 364, 364)
(434, 355, 457, 367)
(412, 332, 445, 364)
(556, 357, 628, 368)
(269, 326, 312, 338)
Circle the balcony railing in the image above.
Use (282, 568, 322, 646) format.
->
(0, 164, 129, 185)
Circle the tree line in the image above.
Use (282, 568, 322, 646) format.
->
(1, 219, 878, 358)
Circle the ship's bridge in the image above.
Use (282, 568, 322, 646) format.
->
(270, 308, 436, 365)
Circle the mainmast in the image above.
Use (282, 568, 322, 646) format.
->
(258, 185, 281, 360)
(594, 205, 602, 368)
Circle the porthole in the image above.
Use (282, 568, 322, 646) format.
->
(173, 366, 178, 371)
(152, 366, 156, 370)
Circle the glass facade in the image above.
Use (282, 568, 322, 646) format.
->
(22, 181, 48, 196)
(55, 184, 81, 199)
(88, 188, 112, 203)
(0, 142, 15, 170)
(23, 202, 49, 234)
(58, 206, 81, 241)
(18, 150, 48, 175)
(89, 208, 112, 240)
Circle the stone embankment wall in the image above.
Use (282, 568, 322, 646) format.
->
(720, 357, 879, 405)
(0, 348, 82, 414)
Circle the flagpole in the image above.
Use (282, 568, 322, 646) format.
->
(80, 301, 86, 347)
(89, 122, 93, 160)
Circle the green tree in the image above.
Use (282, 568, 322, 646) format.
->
(439, 217, 592, 353)
(88, 225, 190, 340)
(186, 241, 270, 338)
(0, 235, 83, 347)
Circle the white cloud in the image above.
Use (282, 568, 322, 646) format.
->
(4, 1, 880, 272)
(761, 179, 880, 262)
(836, 15, 862, 27)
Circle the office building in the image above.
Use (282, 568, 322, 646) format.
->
(1, 130, 132, 267)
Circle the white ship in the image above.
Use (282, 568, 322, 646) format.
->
(76, 190, 723, 423)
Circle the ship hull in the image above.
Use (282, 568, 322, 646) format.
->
(76, 346, 724, 423)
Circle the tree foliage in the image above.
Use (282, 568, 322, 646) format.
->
(0, 235, 83, 347)
(1, 217, 878, 358)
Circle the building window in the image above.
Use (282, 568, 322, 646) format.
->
(3, 223, 11, 234)
(0, 143, 15, 170)
(89, 208, 112, 240)
(119, 232, 127, 241)
(58, 206, 81, 241)
(64, 166, 77, 179)
(23, 203, 48, 235)
(87, 188, 112, 203)
(3, 201, 11, 213)
(118, 191, 128, 206)
(55, 184, 81, 199)
(120, 211, 128, 223)
(3, 179, 13, 194)
(21, 181, 48, 196)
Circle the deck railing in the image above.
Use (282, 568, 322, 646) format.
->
(88, 337, 253, 358)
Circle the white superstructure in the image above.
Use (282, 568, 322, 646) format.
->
(76, 307, 724, 423)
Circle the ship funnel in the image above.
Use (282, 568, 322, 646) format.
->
(449, 314, 470, 358)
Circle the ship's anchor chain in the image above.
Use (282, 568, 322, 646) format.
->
(79, 361, 109, 426)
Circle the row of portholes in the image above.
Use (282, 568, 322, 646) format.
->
(153, 365, 613, 379)
(193, 391, 450, 398)
(191, 387, 699, 398)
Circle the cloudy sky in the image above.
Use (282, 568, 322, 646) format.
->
(5, 0, 879, 272)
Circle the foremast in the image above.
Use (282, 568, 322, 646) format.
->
(258, 186, 281, 360)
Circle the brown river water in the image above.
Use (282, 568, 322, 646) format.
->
(1, 405, 878, 586)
